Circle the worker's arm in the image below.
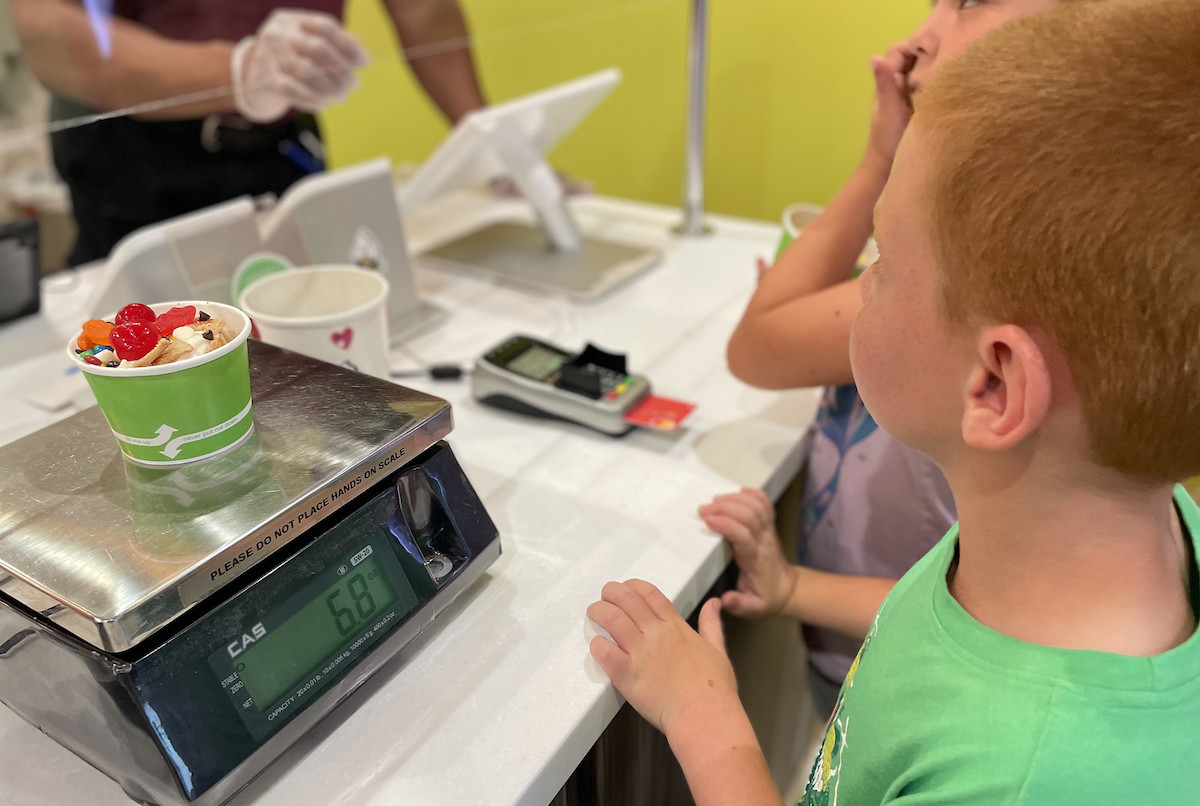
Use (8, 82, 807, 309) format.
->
(383, 0, 486, 124)
(10, 0, 237, 119)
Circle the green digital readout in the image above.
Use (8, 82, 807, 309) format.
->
(506, 345, 566, 380)
(237, 554, 400, 709)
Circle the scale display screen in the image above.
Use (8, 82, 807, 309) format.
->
(207, 525, 427, 741)
(505, 345, 567, 380)
(237, 554, 400, 709)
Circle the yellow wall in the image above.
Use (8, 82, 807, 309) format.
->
(323, 0, 928, 223)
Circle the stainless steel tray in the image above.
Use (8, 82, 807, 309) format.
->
(0, 341, 452, 653)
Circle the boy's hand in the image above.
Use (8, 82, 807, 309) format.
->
(863, 43, 916, 173)
(699, 488, 797, 619)
(588, 581, 738, 737)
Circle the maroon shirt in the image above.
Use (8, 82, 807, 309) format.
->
(113, 0, 345, 42)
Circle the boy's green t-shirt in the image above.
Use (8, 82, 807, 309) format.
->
(801, 486, 1200, 805)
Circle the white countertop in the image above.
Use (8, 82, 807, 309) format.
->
(0, 192, 821, 806)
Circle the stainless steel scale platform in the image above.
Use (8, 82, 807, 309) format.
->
(0, 341, 500, 805)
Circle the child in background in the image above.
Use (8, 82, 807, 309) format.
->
(588, 1, 1200, 802)
(724, 0, 1084, 714)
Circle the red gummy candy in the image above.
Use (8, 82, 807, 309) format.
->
(109, 322, 159, 361)
(114, 303, 156, 326)
(152, 305, 197, 337)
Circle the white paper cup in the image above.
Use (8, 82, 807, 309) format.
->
(239, 266, 390, 379)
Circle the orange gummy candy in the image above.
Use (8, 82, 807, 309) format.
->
(81, 319, 114, 346)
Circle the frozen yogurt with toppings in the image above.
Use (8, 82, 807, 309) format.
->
(74, 303, 235, 369)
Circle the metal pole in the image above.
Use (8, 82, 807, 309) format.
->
(674, 0, 713, 237)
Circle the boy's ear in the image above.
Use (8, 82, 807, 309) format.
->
(961, 325, 1052, 451)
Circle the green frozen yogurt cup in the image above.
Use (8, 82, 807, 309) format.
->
(772, 202, 878, 275)
(775, 202, 825, 259)
(69, 300, 254, 467)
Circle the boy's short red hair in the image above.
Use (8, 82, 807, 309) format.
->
(916, 0, 1200, 482)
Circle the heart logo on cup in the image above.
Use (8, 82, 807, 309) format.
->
(331, 328, 354, 350)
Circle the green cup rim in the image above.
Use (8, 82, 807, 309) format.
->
(68, 300, 251, 377)
(781, 202, 825, 238)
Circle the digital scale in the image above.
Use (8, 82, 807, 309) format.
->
(0, 342, 500, 805)
(472, 334, 652, 436)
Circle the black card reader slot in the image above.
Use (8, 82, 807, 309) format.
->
(556, 364, 604, 399)
(570, 343, 627, 374)
(555, 342, 628, 399)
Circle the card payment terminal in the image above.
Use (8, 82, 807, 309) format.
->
(472, 335, 650, 435)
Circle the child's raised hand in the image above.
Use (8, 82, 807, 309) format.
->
(864, 43, 917, 172)
(587, 581, 738, 736)
(699, 488, 797, 619)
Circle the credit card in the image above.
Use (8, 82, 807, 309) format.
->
(623, 394, 697, 431)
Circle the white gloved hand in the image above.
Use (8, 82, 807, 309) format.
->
(231, 9, 369, 124)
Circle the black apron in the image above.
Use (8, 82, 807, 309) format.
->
(51, 96, 319, 266)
